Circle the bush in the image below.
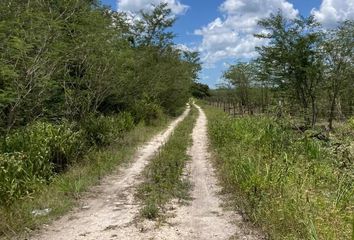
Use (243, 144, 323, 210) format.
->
(0, 121, 85, 204)
(131, 100, 164, 125)
(0, 152, 43, 204)
(349, 117, 354, 129)
(81, 112, 134, 147)
(3, 121, 85, 173)
(0, 113, 134, 205)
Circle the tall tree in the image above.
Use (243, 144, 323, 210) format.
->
(223, 62, 255, 113)
(323, 20, 354, 129)
(255, 13, 324, 127)
(133, 3, 175, 48)
(0, 1, 200, 131)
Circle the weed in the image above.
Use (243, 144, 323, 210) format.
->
(0, 122, 85, 205)
(137, 106, 196, 219)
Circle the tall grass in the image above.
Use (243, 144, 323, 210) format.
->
(137, 106, 197, 219)
(204, 105, 354, 239)
(0, 117, 169, 239)
(0, 112, 135, 206)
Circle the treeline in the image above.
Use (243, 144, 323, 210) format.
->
(0, 1, 200, 204)
(0, 1, 200, 129)
(210, 13, 353, 129)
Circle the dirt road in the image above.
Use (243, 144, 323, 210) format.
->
(148, 104, 260, 240)
(31, 104, 260, 240)
(30, 106, 190, 240)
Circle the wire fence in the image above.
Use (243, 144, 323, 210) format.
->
(205, 99, 354, 124)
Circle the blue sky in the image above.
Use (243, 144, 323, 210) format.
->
(101, 0, 353, 88)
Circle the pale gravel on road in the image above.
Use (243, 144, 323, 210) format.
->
(146, 104, 261, 240)
(30, 103, 262, 240)
(30, 106, 190, 240)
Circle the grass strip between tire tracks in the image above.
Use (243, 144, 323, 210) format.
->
(137, 105, 197, 219)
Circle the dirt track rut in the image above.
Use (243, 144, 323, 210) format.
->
(31, 104, 261, 240)
(30, 106, 190, 240)
(147, 104, 260, 240)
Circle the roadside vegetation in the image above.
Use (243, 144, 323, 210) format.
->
(204, 105, 353, 239)
(201, 13, 353, 239)
(137, 105, 197, 219)
(208, 15, 353, 129)
(0, 1, 201, 237)
(0, 118, 170, 238)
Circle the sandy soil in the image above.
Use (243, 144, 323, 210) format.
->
(30, 104, 262, 240)
(30, 106, 190, 240)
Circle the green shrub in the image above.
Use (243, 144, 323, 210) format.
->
(349, 117, 354, 129)
(81, 112, 134, 147)
(0, 113, 134, 205)
(0, 152, 43, 205)
(114, 112, 135, 134)
(0, 121, 85, 204)
(131, 100, 164, 125)
(3, 121, 85, 173)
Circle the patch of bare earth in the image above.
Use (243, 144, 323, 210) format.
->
(29, 106, 190, 240)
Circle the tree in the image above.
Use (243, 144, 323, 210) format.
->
(0, 1, 200, 132)
(255, 13, 324, 127)
(133, 3, 175, 48)
(323, 20, 354, 129)
(122, 3, 200, 116)
(191, 82, 210, 99)
(223, 62, 255, 113)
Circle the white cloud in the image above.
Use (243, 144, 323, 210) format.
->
(220, 0, 297, 17)
(174, 43, 197, 52)
(195, 0, 299, 65)
(311, 0, 354, 28)
(117, 0, 189, 15)
(199, 74, 210, 80)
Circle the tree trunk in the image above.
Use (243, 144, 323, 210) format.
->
(328, 94, 336, 130)
(310, 95, 317, 128)
(336, 97, 345, 121)
(300, 89, 310, 127)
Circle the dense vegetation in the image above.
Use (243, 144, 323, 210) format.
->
(0, 118, 168, 238)
(0, 1, 200, 206)
(191, 82, 211, 99)
(209, 14, 353, 129)
(205, 105, 353, 239)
